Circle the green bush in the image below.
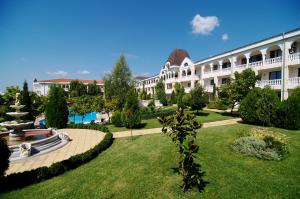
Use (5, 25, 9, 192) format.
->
(217, 100, 228, 110)
(0, 132, 113, 192)
(111, 111, 123, 127)
(239, 87, 279, 126)
(231, 128, 288, 160)
(275, 87, 300, 130)
(0, 138, 11, 177)
(141, 109, 176, 120)
(147, 100, 155, 111)
(207, 101, 218, 109)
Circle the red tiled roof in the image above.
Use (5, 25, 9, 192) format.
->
(166, 49, 190, 66)
(36, 78, 104, 85)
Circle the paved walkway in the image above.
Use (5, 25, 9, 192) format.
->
(113, 118, 241, 138)
(7, 129, 105, 175)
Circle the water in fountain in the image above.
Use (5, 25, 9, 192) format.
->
(0, 93, 33, 141)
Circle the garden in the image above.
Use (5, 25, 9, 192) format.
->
(0, 56, 300, 198)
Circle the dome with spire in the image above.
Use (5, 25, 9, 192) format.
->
(166, 49, 190, 66)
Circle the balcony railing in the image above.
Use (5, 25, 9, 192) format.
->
(265, 57, 282, 65)
(249, 60, 263, 68)
(235, 64, 247, 70)
(288, 52, 300, 65)
(204, 85, 213, 93)
(221, 67, 231, 75)
(288, 77, 300, 88)
(257, 79, 281, 89)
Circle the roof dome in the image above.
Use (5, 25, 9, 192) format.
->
(166, 49, 190, 66)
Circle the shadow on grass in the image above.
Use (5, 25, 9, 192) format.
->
(217, 111, 240, 117)
(194, 111, 210, 116)
(171, 165, 209, 193)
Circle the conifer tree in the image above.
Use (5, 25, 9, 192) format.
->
(21, 80, 34, 120)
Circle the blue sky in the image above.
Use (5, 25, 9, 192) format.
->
(0, 0, 299, 92)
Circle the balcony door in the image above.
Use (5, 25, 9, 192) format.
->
(269, 71, 281, 80)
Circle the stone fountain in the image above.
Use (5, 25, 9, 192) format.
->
(0, 93, 33, 141)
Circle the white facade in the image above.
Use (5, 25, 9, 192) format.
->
(33, 78, 104, 96)
(136, 28, 300, 100)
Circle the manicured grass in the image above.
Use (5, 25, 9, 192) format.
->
(106, 109, 235, 132)
(2, 124, 299, 198)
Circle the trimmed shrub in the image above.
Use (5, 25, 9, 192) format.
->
(111, 111, 123, 127)
(231, 128, 288, 160)
(0, 138, 11, 177)
(256, 87, 280, 126)
(275, 87, 300, 130)
(0, 132, 113, 192)
(68, 123, 110, 133)
(239, 87, 279, 126)
(141, 109, 176, 120)
(147, 100, 155, 111)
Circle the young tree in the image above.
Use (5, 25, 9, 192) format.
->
(21, 80, 34, 120)
(104, 55, 132, 110)
(190, 84, 209, 113)
(45, 86, 68, 128)
(155, 78, 168, 106)
(174, 83, 185, 110)
(122, 87, 141, 138)
(170, 90, 176, 105)
(158, 109, 205, 192)
(219, 68, 260, 114)
(2, 86, 20, 105)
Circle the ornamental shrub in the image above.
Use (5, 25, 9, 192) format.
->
(256, 86, 280, 126)
(0, 138, 11, 177)
(111, 111, 123, 127)
(275, 87, 300, 130)
(45, 86, 68, 129)
(207, 100, 218, 109)
(231, 128, 288, 160)
(239, 87, 279, 126)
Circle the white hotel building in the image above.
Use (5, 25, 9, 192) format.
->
(33, 78, 104, 96)
(136, 28, 300, 100)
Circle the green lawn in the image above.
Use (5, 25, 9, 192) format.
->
(106, 109, 235, 132)
(2, 124, 299, 198)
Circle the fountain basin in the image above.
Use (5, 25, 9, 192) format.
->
(0, 129, 70, 162)
(6, 112, 29, 118)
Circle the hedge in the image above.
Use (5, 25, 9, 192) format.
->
(68, 122, 110, 132)
(0, 130, 113, 193)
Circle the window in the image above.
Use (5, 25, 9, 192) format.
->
(241, 58, 247, 64)
(222, 78, 228, 84)
(270, 49, 282, 58)
(269, 71, 281, 80)
(210, 79, 214, 85)
(167, 84, 172, 89)
(187, 70, 191, 76)
(222, 62, 231, 69)
(184, 63, 188, 67)
(298, 68, 300, 77)
(249, 54, 262, 62)
(213, 65, 218, 70)
(195, 70, 197, 74)
(187, 82, 191, 87)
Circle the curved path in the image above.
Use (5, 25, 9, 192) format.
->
(7, 129, 105, 175)
(113, 118, 241, 138)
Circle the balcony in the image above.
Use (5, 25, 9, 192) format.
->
(264, 57, 282, 69)
(288, 77, 300, 89)
(249, 60, 263, 68)
(235, 64, 247, 71)
(288, 52, 300, 65)
(220, 67, 231, 75)
(257, 79, 281, 90)
(202, 71, 212, 79)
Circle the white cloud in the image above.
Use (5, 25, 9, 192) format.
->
(77, 70, 90, 75)
(222, 33, 229, 41)
(47, 70, 68, 76)
(190, 14, 219, 35)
